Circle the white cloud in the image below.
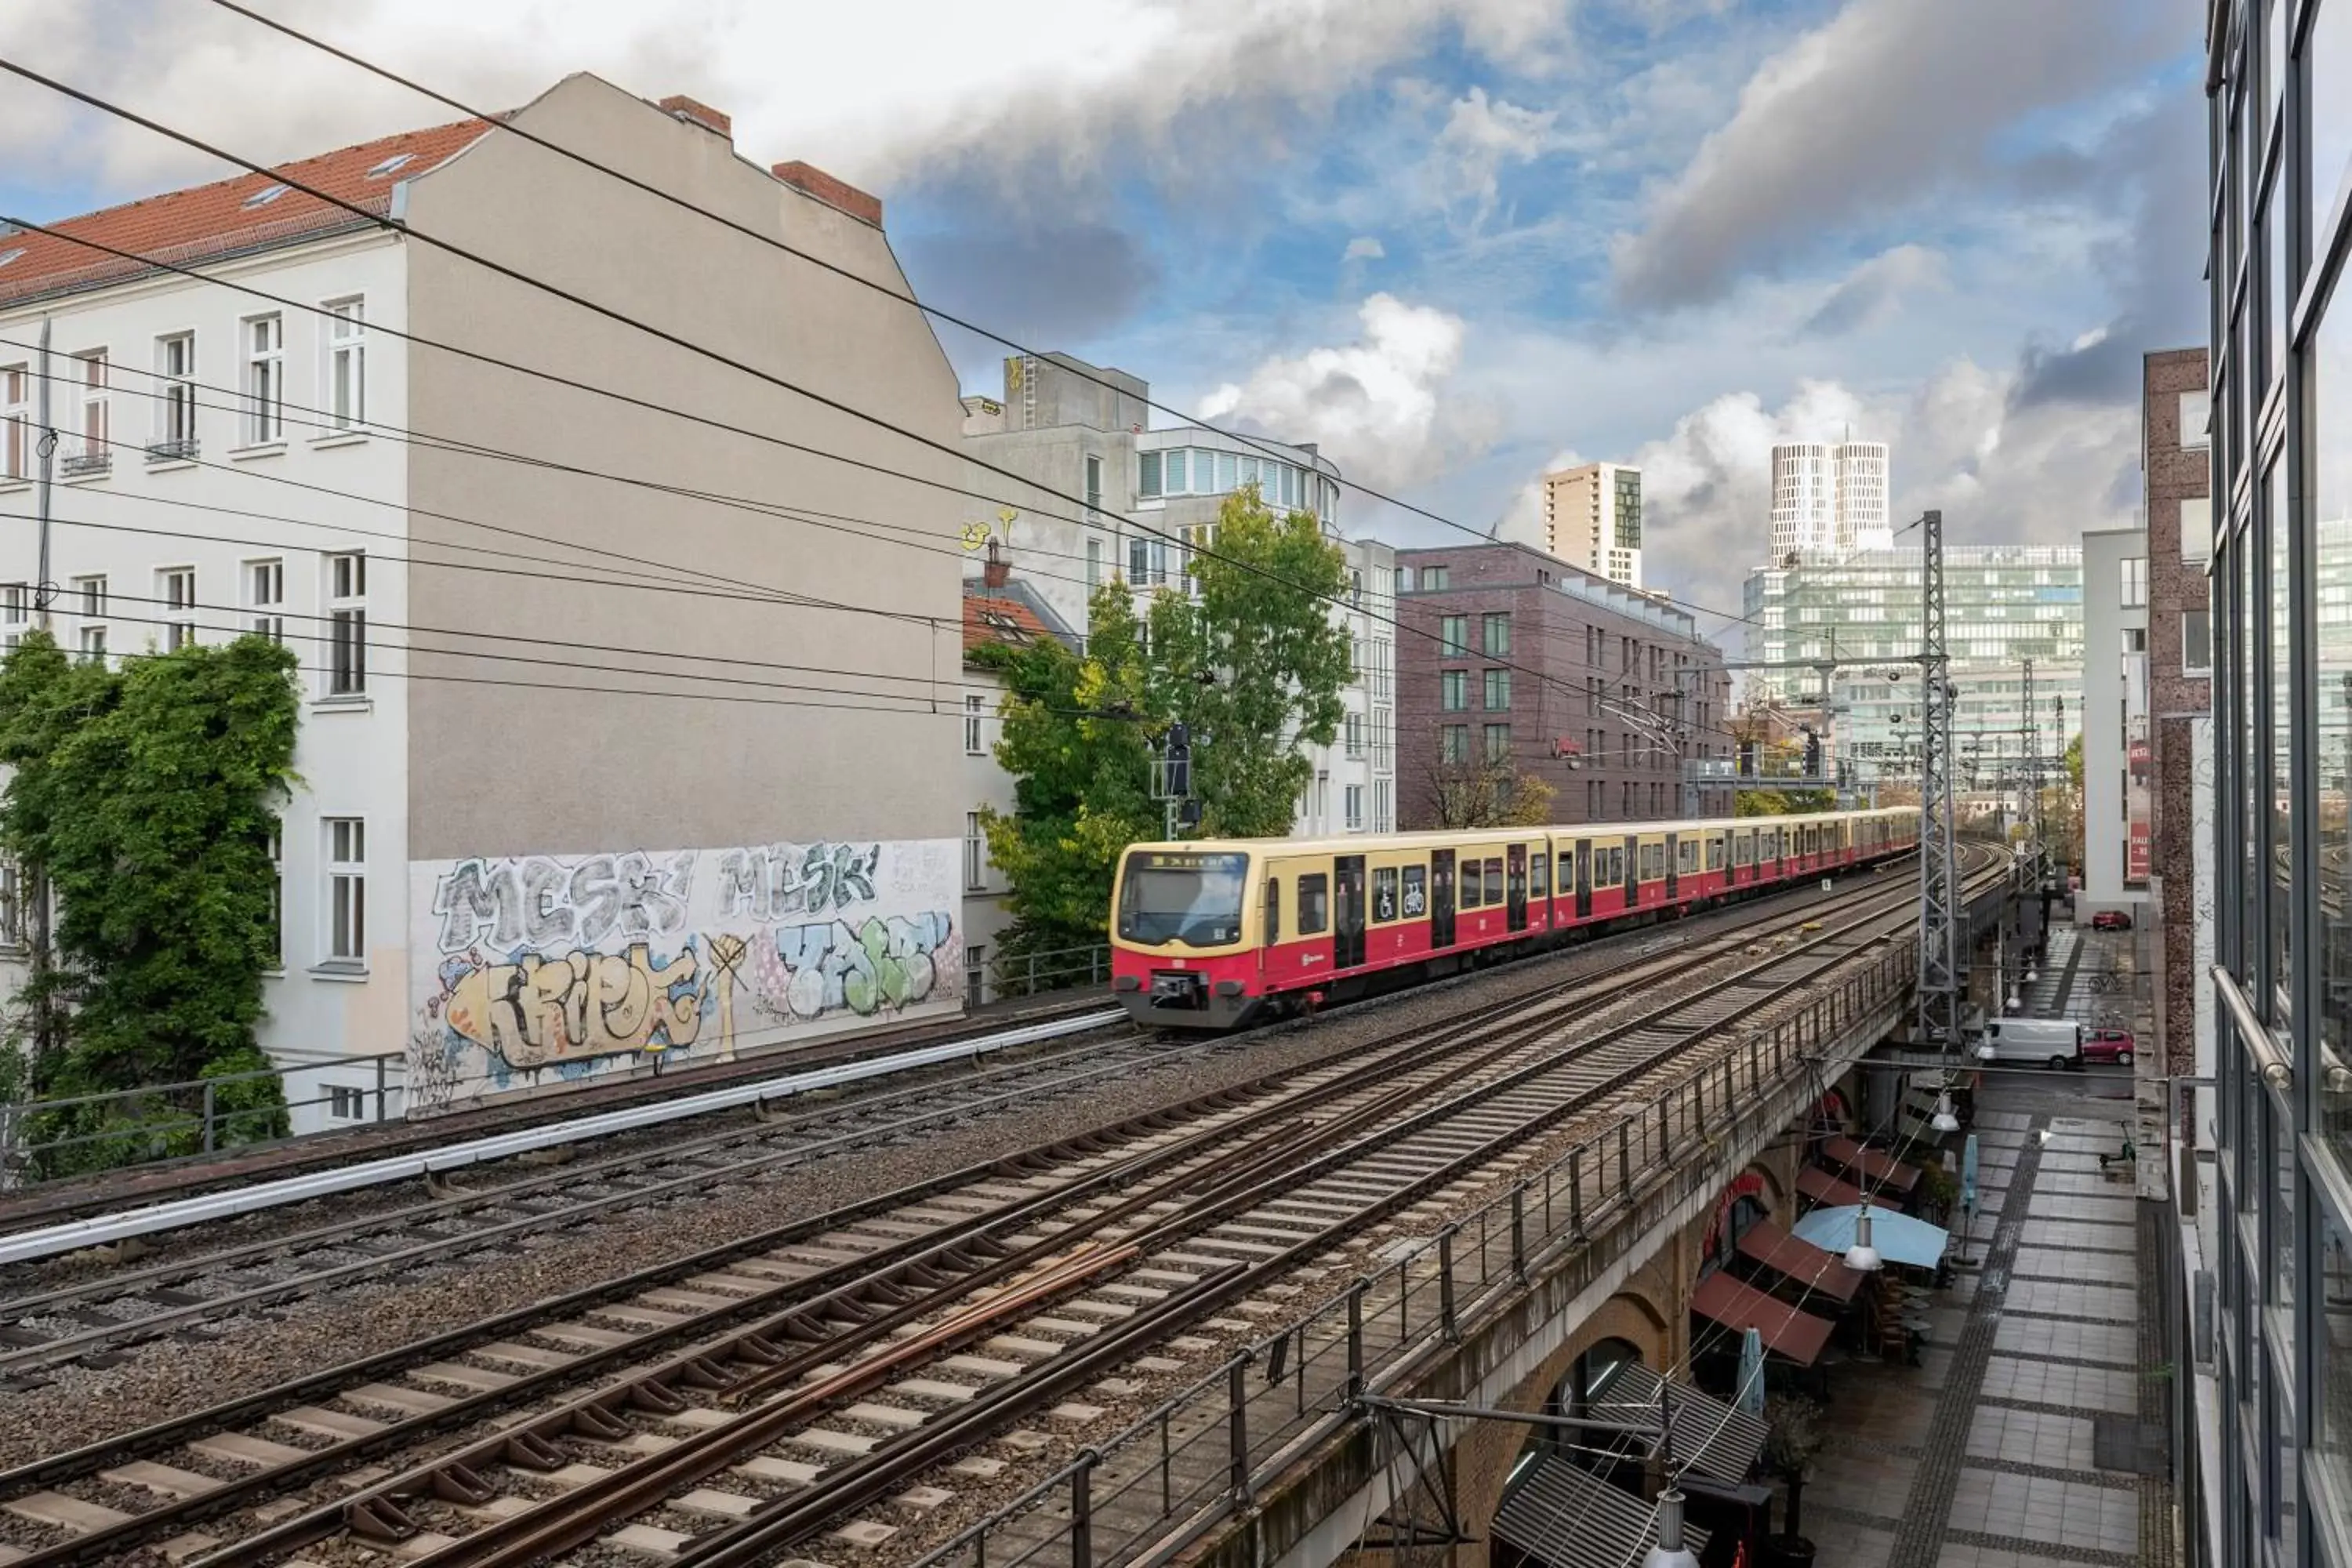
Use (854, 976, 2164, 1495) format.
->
(1609, 0, 2187, 307)
(1799, 243, 1949, 336)
(1432, 88, 1560, 232)
(1343, 235, 1388, 263)
(1197, 293, 1497, 490)
(0, 0, 1588, 206)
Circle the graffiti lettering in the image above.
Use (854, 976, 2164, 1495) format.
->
(442, 941, 701, 1069)
(713, 843, 882, 921)
(434, 851, 693, 953)
(773, 912, 953, 1019)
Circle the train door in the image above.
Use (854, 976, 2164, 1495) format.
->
(1431, 850, 1457, 947)
(1334, 855, 1367, 968)
(1506, 844, 1529, 933)
(1664, 833, 1679, 900)
(1622, 835, 1639, 905)
(1574, 840, 1593, 919)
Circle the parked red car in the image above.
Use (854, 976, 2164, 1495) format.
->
(2091, 909, 2133, 931)
(2083, 1026, 2136, 1065)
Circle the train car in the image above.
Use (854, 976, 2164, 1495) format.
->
(1109, 807, 1919, 1029)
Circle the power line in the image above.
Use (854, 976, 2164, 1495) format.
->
(0, 70, 1755, 756)
(197, 0, 1773, 632)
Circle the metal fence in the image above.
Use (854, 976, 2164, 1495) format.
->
(0, 1051, 403, 1187)
(975, 943, 1112, 1004)
(916, 940, 1917, 1568)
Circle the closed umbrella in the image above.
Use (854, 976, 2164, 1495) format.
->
(1736, 1327, 1766, 1417)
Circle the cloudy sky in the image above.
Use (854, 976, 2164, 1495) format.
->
(0, 0, 2208, 634)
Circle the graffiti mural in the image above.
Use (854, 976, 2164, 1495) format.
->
(409, 838, 960, 1116)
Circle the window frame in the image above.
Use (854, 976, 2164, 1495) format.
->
(152, 330, 198, 456)
(964, 811, 987, 891)
(964, 693, 986, 756)
(1297, 872, 1330, 936)
(322, 815, 367, 967)
(321, 296, 367, 432)
(158, 565, 197, 651)
(74, 349, 109, 470)
(2, 362, 27, 481)
(325, 550, 368, 697)
(245, 557, 285, 644)
(242, 312, 285, 446)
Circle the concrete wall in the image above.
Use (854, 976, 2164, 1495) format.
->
(2079, 527, 2149, 911)
(400, 74, 966, 861)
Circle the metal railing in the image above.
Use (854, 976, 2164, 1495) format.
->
(977, 943, 1112, 1004)
(0, 1051, 402, 1187)
(917, 939, 1918, 1568)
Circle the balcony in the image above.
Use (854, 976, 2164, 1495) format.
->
(59, 451, 111, 479)
(147, 437, 201, 464)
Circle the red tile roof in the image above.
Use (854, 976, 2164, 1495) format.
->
(0, 117, 497, 307)
(964, 593, 1056, 658)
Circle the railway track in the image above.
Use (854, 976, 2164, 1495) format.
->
(0, 857, 1967, 1567)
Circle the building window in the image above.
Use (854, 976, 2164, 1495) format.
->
(246, 558, 285, 643)
(324, 297, 366, 429)
(1345, 713, 1364, 757)
(1087, 537, 1102, 587)
(1138, 450, 1162, 500)
(964, 694, 985, 755)
(1442, 670, 1468, 711)
(1374, 778, 1392, 833)
(1084, 453, 1103, 517)
(2183, 611, 2212, 675)
(1163, 450, 1186, 493)
(152, 332, 197, 458)
(0, 855, 20, 948)
(1484, 668, 1511, 710)
(965, 811, 987, 891)
(1345, 784, 1363, 831)
(1441, 724, 1468, 764)
(1419, 565, 1449, 590)
(2181, 496, 2212, 563)
(1, 582, 24, 652)
(72, 574, 107, 661)
(2, 363, 26, 481)
(2119, 556, 2147, 608)
(1484, 724, 1511, 764)
(1440, 615, 1468, 656)
(326, 551, 366, 695)
(244, 314, 284, 445)
(324, 817, 365, 964)
(328, 1085, 366, 1120)
(2122, 626, 2148, 654)
(1483, 612, 1510, 656)
(158, 567, 196, 651)
(72, 350, 108, 472)
(266, 821, 282, 965)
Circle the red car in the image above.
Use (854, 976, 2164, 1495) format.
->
(2083, 1026, 2136, 1065)
(2091, 909, 2133, 931)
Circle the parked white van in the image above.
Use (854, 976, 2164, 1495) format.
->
(1973, 1018, 2084, 1070)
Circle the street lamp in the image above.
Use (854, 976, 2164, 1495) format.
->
(1931, 1094, 1960, 1134)
(1845, 1199, 1885, 1272)
(1642, 1490, 1701, 1568)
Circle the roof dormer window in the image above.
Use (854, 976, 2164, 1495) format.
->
(242, 183, 289, 209)
(365, 154, 413, 178)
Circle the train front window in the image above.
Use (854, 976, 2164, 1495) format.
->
(1119, 851, 1250, 947)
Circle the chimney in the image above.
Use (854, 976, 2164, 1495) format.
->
(771, 161, 884, 227)
(659, 95, 731, 140)
(982, 539, 1010, 590)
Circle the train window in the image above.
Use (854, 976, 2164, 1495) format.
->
(1298, 873, 1330, 935)
(1402, 864, 1428, 916)
(1530, 851, 1550, 898)
(1678, 838, 1699, 874)
(1642, 843, 1664, 880)
(1483, 858, 1503, 896)
(1468, 858, 1489, 907)
(1706, 837, 1724, 871)
(1264, 880, 1282, 946)
(1372, 867, 1400, 922)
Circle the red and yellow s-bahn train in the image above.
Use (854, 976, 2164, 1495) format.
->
(1109, 807, 1921, 1029)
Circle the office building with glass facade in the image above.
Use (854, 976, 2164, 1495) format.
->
(2184, 2, 2352, 1565)
(1740, 546, 2083, 795)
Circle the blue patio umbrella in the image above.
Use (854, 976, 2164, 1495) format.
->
(1736, 1327, 1766, 1416)
(1788, 1206, 1951, 1270)
(1962, 1133, 1980, 1210)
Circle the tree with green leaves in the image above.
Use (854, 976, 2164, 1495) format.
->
(977, 486, 1352, 959)
(0, 630, 301, 1171)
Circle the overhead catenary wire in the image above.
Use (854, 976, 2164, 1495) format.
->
(0, 335, 1767, 757)
(0, 70, 1762, 763)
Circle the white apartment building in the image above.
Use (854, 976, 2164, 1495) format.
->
(1769, 441, 1891, 557)
(0, 78, 971, 1129)
(1537, 461, 1643, 588)
(964, 354, 1399, 838)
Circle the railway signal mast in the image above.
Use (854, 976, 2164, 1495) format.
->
(1915, 510, 1963, 1058)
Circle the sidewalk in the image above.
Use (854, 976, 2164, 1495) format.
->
(1792, 927, 2166, 1568)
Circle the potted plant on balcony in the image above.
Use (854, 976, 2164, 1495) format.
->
(1761, 1393, 1824, 1568)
